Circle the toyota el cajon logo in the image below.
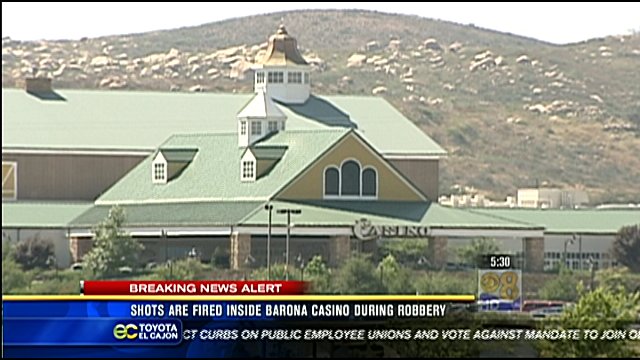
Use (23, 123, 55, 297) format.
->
(113, 323, 139, 340)
(113, 322, 180, 341)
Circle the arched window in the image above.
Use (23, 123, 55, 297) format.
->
(341, 160, 360, 196)
(362, 168, 377, 197)
(324, 167, 339, 196)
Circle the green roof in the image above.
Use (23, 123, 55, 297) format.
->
(472, 208, 640, 234)
(250, 146, 288, 160)
(67, 200, 537, 230)
(96, 129, 348, 204)
(160, 148, 198, 162)
(2, 89, 446, 156)
(69, 202, 263, 228)
(2, 202, 92, 228)
(241, 200, 541, 229)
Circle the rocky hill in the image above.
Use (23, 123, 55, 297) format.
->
(3, 10, 639, 203)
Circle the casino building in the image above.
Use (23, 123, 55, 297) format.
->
(2, 26, 637, 271)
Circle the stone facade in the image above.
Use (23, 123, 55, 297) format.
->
(428, 236, 448, 269)
(230, 232, 252, 270)
(524, 237, 544, 272)
(70, 237, 92, 262)
(329, 235, 351, 266)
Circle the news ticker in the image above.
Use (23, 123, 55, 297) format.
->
(3, 288, 475, 358)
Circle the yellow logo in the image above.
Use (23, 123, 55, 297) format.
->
(480, 271, 520, 300)
(113, 324, 138, 340)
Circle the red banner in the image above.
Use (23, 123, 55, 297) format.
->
(82, 280, 307, 295)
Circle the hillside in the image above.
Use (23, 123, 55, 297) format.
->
(3, 10, 639, 203)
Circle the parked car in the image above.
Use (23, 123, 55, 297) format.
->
(522, 300, 566, 312)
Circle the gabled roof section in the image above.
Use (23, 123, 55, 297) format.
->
(239, 200, 543, 231)
(2, 201, 92, 228)
(237, 90, 286, 119)
(96, 129, 349, 205)
(69, 202, 263, 228)
(3, 89, 445, 156)
(160, 148, 198, 162)
(256, 25, 308, 66)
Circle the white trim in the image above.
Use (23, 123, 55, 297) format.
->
(362, 166, 378, 198)
(236, 226, 352, 236)
(384, 154, 445, 160)
(340, 158, 362, 196)
(69, 225, 542, 238)
(240, 150, 256, 182)
(95, 197, 269, 205)
(429, 228, 544, 238)
(2, 148, 152, 156)
(322, 165, 340, 197)
(151, 153, 167, 184)
(69, 227, 233, 238)
(2, 161, 18, 201)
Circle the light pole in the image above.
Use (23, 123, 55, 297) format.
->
(264, 204, 274, 280)
(573, 233, 583, 271)
(563, 237, 575, 269)
(277, 208, 302, 280)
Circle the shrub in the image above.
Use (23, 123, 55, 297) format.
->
(538, 266, 581, 301)
(12, 236, 54, 270)
(333, 254, 384, 294)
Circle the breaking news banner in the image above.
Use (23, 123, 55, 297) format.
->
(3, 280, 639, 358)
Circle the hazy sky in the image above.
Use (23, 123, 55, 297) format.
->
(2, 2, 638, 44)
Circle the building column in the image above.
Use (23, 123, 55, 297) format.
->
(69, 237, 93, 263)
(230, 232, 252, 270)
(329, 235, 351, 267)
(428, 236, 448, 269)
(524, 237, 544, 273)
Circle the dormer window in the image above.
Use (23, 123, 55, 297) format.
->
(288, 71, 302, 84)
(256, 72, 265, 84)
(268, 71, 284, 83)
(304, 72, 309, 84)
(240, 121, 247, 135)
(152, 149, 197, 184)
(251, 121, 262, 135)
(268, 121, 278, 133)
(152, 161, 167, 184)
(241, 160, 255, 181)
(323, 160, 378, 199)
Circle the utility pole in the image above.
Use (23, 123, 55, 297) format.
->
(277, 208, 302, 280)
(264, 203, 274, 280)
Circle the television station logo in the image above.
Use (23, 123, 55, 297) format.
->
(113, 320, 182, 344)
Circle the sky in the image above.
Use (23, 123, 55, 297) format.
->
(2, 2, 639, 44)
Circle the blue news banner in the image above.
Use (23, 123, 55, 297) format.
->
(3, 298, 462, 358)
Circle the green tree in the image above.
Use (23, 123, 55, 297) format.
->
(12, 235, 54, 270)
(154, 258, 208, 280)
(415, 272, 475, 295)
(377, 254, 415, 294)
(304, 255, 332, 293)
(250, 263, 299, 281)
(456, 238, 501, 266)
(378, 238, 429, 268)
(538, 266, 581, 301)
(83, 206, 144, 279)
(596, 266, 640, 294)
(612, 224, 640, 272)
(538, 286, 640, 357)
(333, 254, 385, 294)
